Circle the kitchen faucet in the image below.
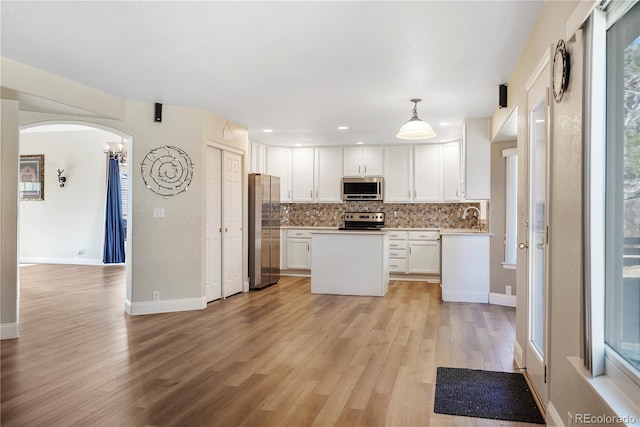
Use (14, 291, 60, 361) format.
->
(462, 206, 481, 219)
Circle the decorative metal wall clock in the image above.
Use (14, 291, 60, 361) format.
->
(140, 145, 195, 197)
(552, 39, 570, 103)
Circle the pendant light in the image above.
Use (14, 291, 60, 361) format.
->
(396, 98, 436, 140)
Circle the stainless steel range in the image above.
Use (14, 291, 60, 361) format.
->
(340, 212, 385, 230)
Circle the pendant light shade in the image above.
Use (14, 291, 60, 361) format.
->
(396, 99, 436, 140)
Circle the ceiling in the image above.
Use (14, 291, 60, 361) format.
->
(1, 1, 543, 147)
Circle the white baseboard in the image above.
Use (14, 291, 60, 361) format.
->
(514, 340, 524, 369)
(547, 401, 564, 427)
(125, 296, 207, 315)
(20, 257, 106, 266)
(441, 291, 488, 303)
(1, 323, 19, 340)
(489, 292, 516, 307)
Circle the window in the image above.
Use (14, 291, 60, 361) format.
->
(503, 148, 518, 267)
(605, 0, 640, 376)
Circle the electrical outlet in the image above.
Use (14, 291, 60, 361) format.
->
(394, 211, 398, 218)
(506, 285, 512, 295)
(152, 291, 160, 301)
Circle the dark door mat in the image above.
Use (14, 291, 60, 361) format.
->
(434, 367, 545, 424)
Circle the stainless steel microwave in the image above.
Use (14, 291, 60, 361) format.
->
(341, 177, 384, 201)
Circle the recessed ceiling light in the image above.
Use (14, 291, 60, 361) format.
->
(439, 122, 451, 126)
(355, 141, 365, 145)
(262, 129, 273, 133)
(337, 126, 349, 130)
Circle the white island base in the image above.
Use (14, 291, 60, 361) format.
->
(311, 231, 389, 297)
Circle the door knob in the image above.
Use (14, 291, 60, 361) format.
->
(519, 242, 529, 249)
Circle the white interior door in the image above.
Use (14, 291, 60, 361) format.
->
(223, 151, 243, 297)
(524, 62, 550, 406)
(206, 146, 222, 302)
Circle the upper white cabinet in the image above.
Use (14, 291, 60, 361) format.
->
(414, 144, 443, 202)
(291, 148, 315, 202)
(443, 141, 462, 201)
(384, 146, 414, 202)
(291, 147, 343, 203)
(266, 146, 292, 202)
(315, 147, 343, 202)
(249, 140, 266, 174)
(344, 146, 383, 177)
(464, 119, 491, 200)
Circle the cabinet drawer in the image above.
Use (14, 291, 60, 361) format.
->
(388, 259, 407, 273)
(389, 240, 408, 250)
(389, 249, 407, 259)
(408, 231, 440, 241)
(287, 229, 312, 238)
(387, 230, 408, 240)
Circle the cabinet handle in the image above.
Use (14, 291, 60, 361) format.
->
(316, 190, 318, 198)
(307, 243, 310, 252)
(414, 189, 416, 198)
(390, 264, 399, 268)
(288, 190, 291, 199)
(365, 165, 367, 174)
(296, 232, 303, 236)
(359, 165, 361, 174)
(225, 227, 228, 232)
(310, 190, 313, 198)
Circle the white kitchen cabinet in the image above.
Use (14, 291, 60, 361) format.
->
(441, 233, 490, 302)
(266, 146, 292, 202)
(291, 148, 315, 202)
(286, 229, 312, 270)
(388, 230, 408, 273)
(314, 147, 343, 202)
(344, 146, 383, 177)
(384, 146, 414, 202)
(408, 231, 440, 274)
(414, 144, 443, 202)
(443, 141, 462, 201)
(464, 119, 491, 200)
(249, 140, 266, 173)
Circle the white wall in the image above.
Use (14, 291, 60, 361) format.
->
(19, 128, 117, 263)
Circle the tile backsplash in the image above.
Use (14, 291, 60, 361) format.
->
(280, 201, 488, 230)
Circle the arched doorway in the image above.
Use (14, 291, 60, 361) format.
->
(18, 120, 133, 316)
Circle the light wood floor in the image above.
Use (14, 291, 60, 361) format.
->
(1, 264, 539, 427)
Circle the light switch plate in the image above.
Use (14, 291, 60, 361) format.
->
(154, 208, 165, 218)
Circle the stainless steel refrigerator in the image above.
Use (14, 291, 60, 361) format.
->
(248, 174, 280, 289)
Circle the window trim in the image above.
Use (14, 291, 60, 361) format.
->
(503, 148, 518, 267)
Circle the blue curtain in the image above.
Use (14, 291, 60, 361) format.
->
(103, 156, 125, 263)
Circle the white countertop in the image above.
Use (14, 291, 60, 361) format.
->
(281, 226, 489, 235)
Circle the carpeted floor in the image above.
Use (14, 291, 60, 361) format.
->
(434, 367, 545, 424)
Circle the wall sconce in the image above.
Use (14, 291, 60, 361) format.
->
(57, 168, 67, 188)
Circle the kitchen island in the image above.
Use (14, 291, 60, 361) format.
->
(311, 231, 389, 296)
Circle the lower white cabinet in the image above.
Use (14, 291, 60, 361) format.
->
(387, 230, 440, 274)
(286, 229, 311, 269)
(441, 234, 490, 302)
(408, 231, 440, 274)
(388, 231, 409, 273)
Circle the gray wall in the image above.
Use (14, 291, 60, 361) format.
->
(0, 99, 19, 334)
(490, 141, 517, 295)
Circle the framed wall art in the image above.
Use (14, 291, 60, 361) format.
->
(19, 154, 45, 201)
